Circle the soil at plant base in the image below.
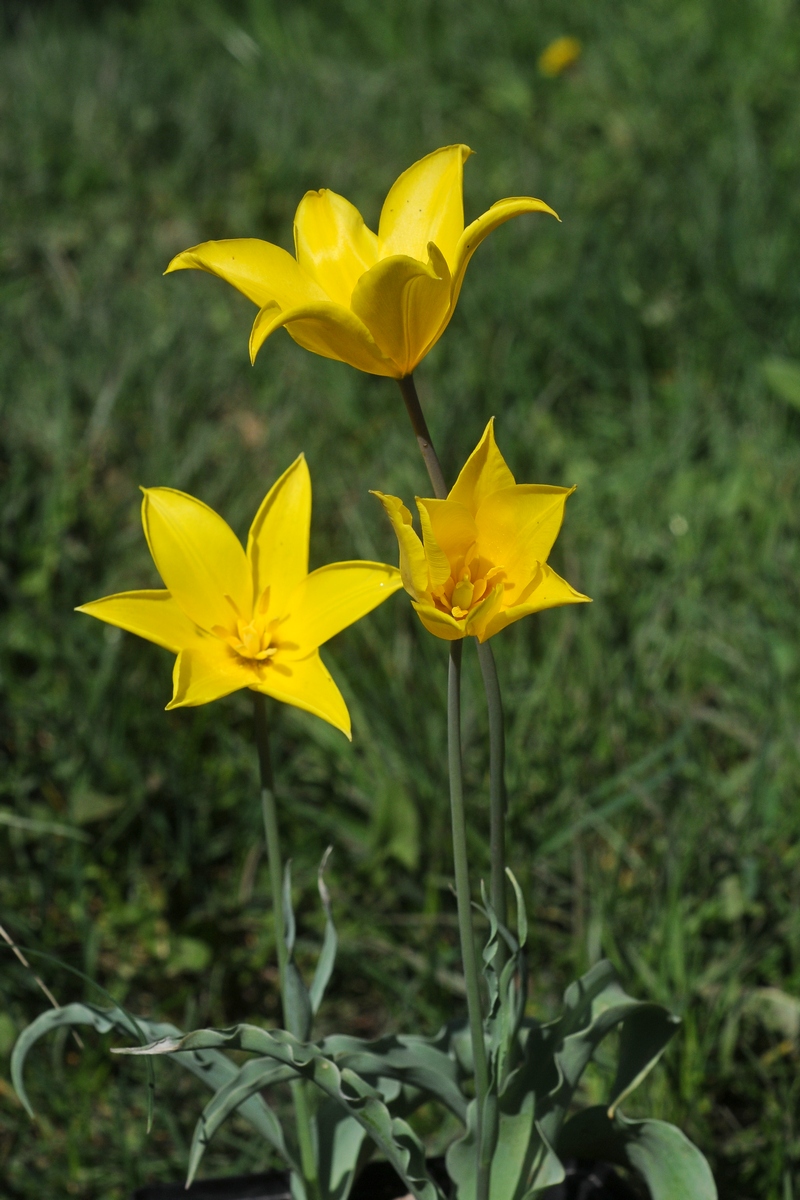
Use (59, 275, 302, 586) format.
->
(132, 1157, 642, 1199)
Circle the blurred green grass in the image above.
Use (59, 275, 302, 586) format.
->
(2, 0, 800, 1195)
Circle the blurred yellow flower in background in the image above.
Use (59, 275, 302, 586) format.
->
(538, 36, 582, 77)
(77, 456, 401, 737)
(165, 145, 558, 379)
(374, 419, 589, 642)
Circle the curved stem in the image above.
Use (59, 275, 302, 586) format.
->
(397, 374, 447, 499)
(449, 642, 490, 1200)
(252, 693, 318, 1199)
(476, 640, 507, 937)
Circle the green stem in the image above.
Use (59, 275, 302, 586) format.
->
(395, 374, 509, 941)
(396, 374, 498, 1196)
(252, 693, 319, 1199)
(448, 641, 490, 1200)
(476, 640, 507, 939)
(397, 374, 448, 499)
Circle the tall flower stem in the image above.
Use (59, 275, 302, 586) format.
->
(449, 641, 490, 1200)
(476, 641, 507, 936)
(396, 372, 509, 930)
(397, 374, 448, 500)
(252, 693, 319, 1199)
(396, 373, 505, 1198)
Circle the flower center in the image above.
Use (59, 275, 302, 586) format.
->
(431, 543, 506, 621)
(212, 587, 290, 664)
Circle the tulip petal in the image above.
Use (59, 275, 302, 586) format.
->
(475, 484, 576, 605)
(281, 561, 402, 651)
(449, 197, 560, 312)
(165, 239, 327, 310)
(141, 488, 251, 634)
(416, 498, 476, 568)
(76, 590, 207, 653)
(167, 642, 254, 709)
(253, 649, 352, 739)
(464, 582, 505, 641)
(415, 500, 454, 590)
(247, 455, 311, 616)
(378, 145, 471, 270)
(480, 564, 590, 641)
(350, 246, 452, 376)
(448, 418, 516, 513)
(249, 301, 398, 376)
(412, 601, 465, 641)
(371, 492, 430, 600)
(294, 190, 379, 307)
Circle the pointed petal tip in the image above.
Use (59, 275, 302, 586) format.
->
(435, 143, 473, 162)
(499, 197, 560, 222)
(163, 250, 193, 275)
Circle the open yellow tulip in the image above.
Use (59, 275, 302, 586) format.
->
(77, 456, 402, 737)
(373, 419, 590, 642)
(165, 145, 558, 379)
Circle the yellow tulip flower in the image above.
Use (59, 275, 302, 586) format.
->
(77, 456, 401, 738)
(538, 36, 582, 77)
(373, 419, 589, 642)
(165, 145, 558, 380)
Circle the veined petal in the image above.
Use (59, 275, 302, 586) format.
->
(350, 246, 452, 376)
(168, 642, 255, 709)
(378, 145, 471, 270)
(416, 498, 476, 566)
(294, 190, 379, 307)
(141, 488, 251, 634)
(448, 418, 516, 513)
(76, 590, 205, 653)
(281, 561, 402, 651)
(246, 455, 311, 616)
(412, 601, 465, 641)
(480, 564, 590, 641)
(253, 650, 351, 739)
(449, 197, 560, 312)
(249, 301, 398, 377)
(415, 500, 452, 589)
(475, 484, 575, 605)
(371, 492, 430, 600)
(164, 239, 327, 310)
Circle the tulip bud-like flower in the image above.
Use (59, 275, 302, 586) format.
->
(374, 420, 589, 641)
(165, 145, 558, 380)
(77, 456, 401, 737)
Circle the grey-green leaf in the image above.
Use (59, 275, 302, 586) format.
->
(186, 1056, 297, 1185)
(11, 1003, 279, 1150)
(320, 1031, 467, 1122)
(557, 1107, 717, 1200)
(608, 1005, 680, 1115)
(285, 960, 313, 1042)
(283, 860, 297, 955)
(116, 1024, 446, 1200)
(309, 847, 337, 1016)
(315, 1099, 368, 1200)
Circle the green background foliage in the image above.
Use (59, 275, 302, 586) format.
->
(2, 0, 800, 1196)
